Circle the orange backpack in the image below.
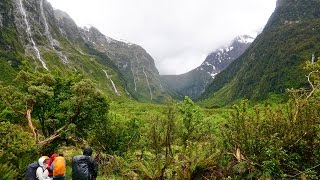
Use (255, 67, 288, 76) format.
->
(53, 156, 66, 177)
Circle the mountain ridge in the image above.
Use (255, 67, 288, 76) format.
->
(79, 25, 168, 102)
(161, 35, 254, 100)
(200, 0, 320, 106)
(0, 0, 169, 102)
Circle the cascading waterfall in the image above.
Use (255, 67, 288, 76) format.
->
(19, 0, 48, 70)
(76, 48, 85, 55)
(131, 52, 143, 92)
(159, 82, 164, 91)
(143, 67, 153, 100)
(103, 69, 120, 96)
(40, 0, 69, 64)
(0, 14, 3, 27)
(147, 57, 163, 92)
(130, 62, 137, 91)
(133, 53, 141, 81)
(40, 0, 53, 46)
(124, 88, 131, 98)
(56, 51, 69, 64)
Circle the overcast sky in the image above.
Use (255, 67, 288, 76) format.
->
(47, 0, 277, 75)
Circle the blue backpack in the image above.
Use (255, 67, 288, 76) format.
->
(25, 162, 39, 180)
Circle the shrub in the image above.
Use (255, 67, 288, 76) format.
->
(0, 122, 38, 179)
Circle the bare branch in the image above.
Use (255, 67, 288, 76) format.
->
(306, 70, 319, 100)
(38, 104, 82, 146)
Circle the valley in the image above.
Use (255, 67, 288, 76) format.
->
(0, 0, 320, 179)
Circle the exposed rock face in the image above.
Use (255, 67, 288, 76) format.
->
(199, 35, 254, 79)
(54, 9, 83, 44)
(50, 7, 169, 102)
(0, 0, 169, 102)
(14, 0, 53, 47)
(80, 26, 168, 102)
(161, 35, 254, 100)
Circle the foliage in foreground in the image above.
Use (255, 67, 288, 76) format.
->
(0, 60, 319, 179)
(0, 70, 110, 178)
(92, 61, 320, 179)
(220, 61, 320, 179)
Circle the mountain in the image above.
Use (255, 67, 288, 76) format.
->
(0, 0, 168, 102)
(79, 26, 167, 102)
(0, 0, 128, 100)
(161, 35, 254, 99)
(200, 0, 320, 106)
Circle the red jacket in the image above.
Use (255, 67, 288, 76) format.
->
(47, 153, 58, 177)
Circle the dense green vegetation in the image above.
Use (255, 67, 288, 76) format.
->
(0, 60, 319, 179)
(200, 0, 320, 106)
(1, 0, 320, 179)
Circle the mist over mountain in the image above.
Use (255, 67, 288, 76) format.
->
(3, 1, 320, 179)
(200, 0, 320, 106)
(1, 0, 316, 106)
(161, 35, 254, 100)
(79, 26, 166, 102)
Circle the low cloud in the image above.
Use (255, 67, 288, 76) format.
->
(48, 0, 276, 75)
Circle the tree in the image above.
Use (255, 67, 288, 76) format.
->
(178, 96, 203, 149)
(0, 70, 109, 146)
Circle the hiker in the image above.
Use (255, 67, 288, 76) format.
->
(72, 147, 98, 180)
(36, 157, 52, 180)
(26, 156, 49, 180)
(50, 153, 66, 180)
(47, 153, 58, 177)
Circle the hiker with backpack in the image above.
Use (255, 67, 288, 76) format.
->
(47, 153, 59, 177)
(50, 153, 66, 180)
(72, 147, 98, 180)
(26, 156, 51, 180)
(36, 156, 52, 180)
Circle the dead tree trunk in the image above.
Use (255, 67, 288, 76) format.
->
(26, 109, 39, 143)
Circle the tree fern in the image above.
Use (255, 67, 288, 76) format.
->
(0, 163, 18, 180)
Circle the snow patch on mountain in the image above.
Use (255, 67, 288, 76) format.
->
(199, 34, 256, 79)
(238, 36, 255, 44)
(82, 24, 93, 31)
(210, 72, 218, 79)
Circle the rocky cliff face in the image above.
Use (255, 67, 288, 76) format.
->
(79, 26, 167, 102)
(54, 9, 83, 44)
(161, 35, 253, 100)
(0, 0, 168, 102)
(8, 0, 81, 70)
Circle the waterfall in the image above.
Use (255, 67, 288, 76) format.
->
(143, 67, 153, 100)
(124, 88, 132, 99)
(40, 0, 53, 46)
(159, 82, 164, 91)
(56, 51, 69, 64)
(40, 0, 69, 64)
(133, 53, 141, 81)
(19, 0, 48, 70)
(103, 70, 120, 96)
(130, 62, 137, 91)
(131, 52, 140, 91)
(0, 14, 3, 28)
